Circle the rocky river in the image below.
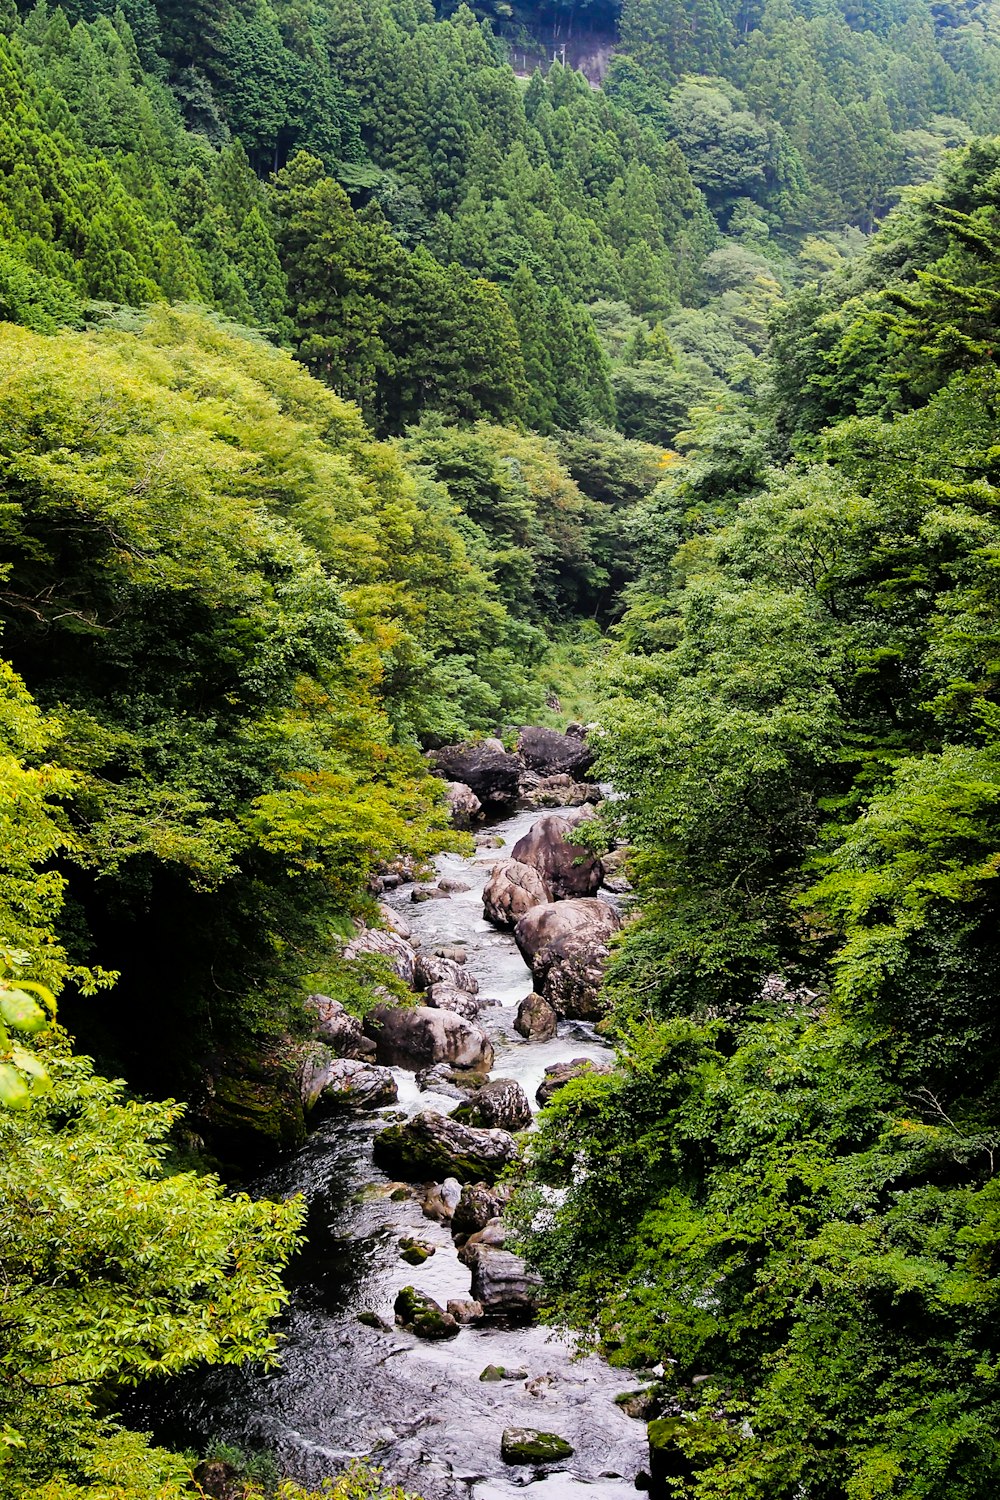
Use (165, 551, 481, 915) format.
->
(139, 743, 646, 1500)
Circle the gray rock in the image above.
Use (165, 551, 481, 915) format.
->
(511, 815, 604, 901)
(514, 899, 622, 1020)
(516, 726, 595, 779)
(438, 878, 471, 893)
(373, 1109, 517, 1183)
(378, 903, 412, 940)
(312, 1057, 398, 1113)
(432, 945, 467, 963)
(304, 994, 377, 1060)
(432, 743, 525, 812)
(412, 887, 451, 902)
(526, 774, 601, 809)
(454, 1077, 532, 1132)
(483, 859, 550, 930)
(425, 983, 482, 1021)
(447, 1297, 484, 1324)
(394, 1286, 459, 1340)
(445, 780, 483, 830)
(415, 1062, 486, 1099)
(536, 1057, 614, 1107)
(481, 1364, 528, 1381)
(452, 1181, 507, 1238)
(421, 1177, 463, 1223)
(364, 1005, 494, 1071)
(414, 951, 479, 995)
(458, 1216, 507, 1255)
(514, 991, 558, 1041)
(501, 1428, 574, 1464)
(343, 927, 418, 987)
(465, 1244, 542, 1319)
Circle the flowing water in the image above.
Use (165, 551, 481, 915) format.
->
(143, 805, 645, 1500)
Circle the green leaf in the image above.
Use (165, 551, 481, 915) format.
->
(0, 987, 48, 1035)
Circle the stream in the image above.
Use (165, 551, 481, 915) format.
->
(141, 803, 645, 1500)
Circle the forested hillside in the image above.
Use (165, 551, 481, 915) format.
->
(4, 0, 1000, 1491)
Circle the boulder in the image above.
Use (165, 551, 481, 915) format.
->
(432, 944, 468, 963)
(452, 1181, 507, 1238)
(399, 1236, 434, 1265)
(536, 1057, 614, 1107)
(458, 1216, 507, 1256)
(481, 1364, 528, 1382)
(447, 1297, 484, 1324)
(482, 859, 550, 929)
(511, 815, 603, 901)
(438, 878, 471, 893)
(414, 951, 479, 995)
(343, 927, 417, 987)
(412, 887, 451, 902)
(416, 1062, 485, 1100)
(453, 1077, 532, 1132)
(421, 1177, 462, 1223)
(310, 1057, 398, 1113)
(373, 1109, 517, 1183)
(515, 899, 622, 1019)
(501, 1428, 574, 1465)
(432, 742, 525, 812)
(394, 1286, 459, 1340)
(526, 773, 601, 809)
(514, 992, 558, 1041)
(305, 994, 377, 1060)
(445, 780, 483, 830)
(425, 983, 481, 1021)
(516, 726, 596, 779)
(377, 903, 412, 940)
(364, 1005, 494, 1072)
(465, 1244, 542, 1319)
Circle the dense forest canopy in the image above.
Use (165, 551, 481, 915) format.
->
(4, 0, 1000, 1491)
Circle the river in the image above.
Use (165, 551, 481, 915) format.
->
(140, 802, 645, 1500)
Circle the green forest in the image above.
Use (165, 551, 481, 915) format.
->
(4, 0, 1000, 1492)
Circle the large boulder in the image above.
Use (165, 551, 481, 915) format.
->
(514, 991, 558, 1041)
(425, 983, 481, 1021)
(452, 1181, 507, 1238)
(343, 927, 417, 987)
(363, 1005, 494, 1071)
(515, 898, 622, 1019)
(526, 773, 601, 809)
(516, 726, 596, 780)
(414, 951, 479, 995)
(310, 1057, 398, 1113)
(374, 1109, 517, 1183)
(501, 1429, 574, 1465)
(445, 780, 483, 829)
(394, 1286, 460, 1340)
(432, 742, 525, 813)
(377, 902, 412, 940)
(305, 994, 377, 1060)
(482, 859, 550, 929)
(536, 1057, 614, 1107)
(465, 1244, 542, 1319)
(511, 815, 604, 901)
(453, 1077, 532, 1132)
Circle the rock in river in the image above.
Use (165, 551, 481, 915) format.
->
(343, 926, 417, 987)
(363, 1005, 494, 1071)
(453, 1077, 532, 1132)
(394, 1286, 460, 1340)
(536, 1057, 614, 1107)
(464, 1243, 542, 1318)
(452, 1181, 507, 1238)
(304, 994, 377, 1060)
(425, 983, 481, 1020)
(516, 725, 595, 779)
(514, 898, 622, 1019)
(373, 1109, 517, 1183)
(511, 814, 604, 901)
(501, 1427, 574, 1464)
(414, 951, 479, 995)
(308, 1056, 398, 1113)
(432, 742, 525, 813)
(445, 780, 483, 829)
(482, 858, 550, 929)
(514, 991, 558, 1041)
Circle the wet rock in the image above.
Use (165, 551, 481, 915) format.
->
(394, 1285, 460, 1340)
(453, 1077, 532, 1132)
(501, 1427, 574, 1464)
(615, 1388, 662, 1421)
(516, 726, 596, 779)
(536, 1057, 614, 1107)
(364, 1005, 494, 1072)
(421, 1177, 463, 1223)
(526, 774, 601, 809)
(343, 927, 418, 987)
(399, 1236, 435, 1265)
(414, 951, 479, 995)
(412, 886, 451, 902)
(432, 944, 467, 963)
(511, 815, 604, 901)
(448, 1297, 484, 1324)
(445, 780, 483, 830)
(432, 743, 525, 813)
(458, 1216, 507, 1255)
(426, 983, 481, 1021)
(476, 834, 506, 848)
(373, 1109, 517, 1183)
(465, 1244, 542, 1318)
(415, 1062, 486, 1099)
(481, 1364, 529, 1382)
(357, 1310, 391, 1330)
(514, 991, 558, 1041)
(305, 994, 378, 1060)
(438, 878, 471, 893)
(452, 1181, 507, 1237)
(483, 859, 550, 929)
(378, 903, 412, 940)
(515, 898, 622, 1019)
(310, 1057, 399, 1113)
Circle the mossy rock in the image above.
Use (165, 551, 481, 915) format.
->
(394, 1285, 460, 1340)
(399, 1237, 434, 1265)
(481, 1364, 528, 1382)
(357, 1310, 390, 1330)
(501, 1427, 574, 1464)
(198, 1053, 305, 1163)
